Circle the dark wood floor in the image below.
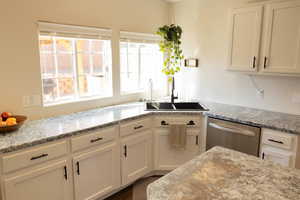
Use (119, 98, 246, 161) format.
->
(104, 177, 160, 200)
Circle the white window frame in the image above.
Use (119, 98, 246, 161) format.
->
(38, 22, 113, 106)
(119, 31, 164, 95)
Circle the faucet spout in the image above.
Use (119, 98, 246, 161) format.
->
(171, 77, 178, 103)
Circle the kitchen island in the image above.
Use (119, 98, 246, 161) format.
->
(147, 146, 300, 200)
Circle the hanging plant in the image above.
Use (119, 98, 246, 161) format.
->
(156, 24, 184, 81)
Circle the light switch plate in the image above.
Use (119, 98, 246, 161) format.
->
(292, 93, 300, 103)
(23, 95, 41, 107)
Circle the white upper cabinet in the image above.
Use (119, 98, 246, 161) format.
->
(227, 6, 263, 72)
(262, 1, 300, 73)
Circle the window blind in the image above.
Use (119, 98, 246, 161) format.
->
(120, 31, 160, 44)
(38, 22, 112, 40)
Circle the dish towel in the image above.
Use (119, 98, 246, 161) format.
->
(169, 124, 187, 149)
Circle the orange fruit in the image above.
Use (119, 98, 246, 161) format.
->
(6, 118, 17, 126)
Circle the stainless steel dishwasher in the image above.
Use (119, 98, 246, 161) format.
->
(206, 117, 261, 156)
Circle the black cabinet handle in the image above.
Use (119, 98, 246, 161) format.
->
(264, 57, 267, 69)
(30, 153, 48, 161)
(64, 166, 68, 180)
(268, 139, 284, 144)
(90, 137, 103, 143)
(124, 145, 127, 157)
(76, 162, 80, 175)
(134, 125, 143, 130)
(187, 120, 195, 126)
(161, 121, 169, 126)
(252, 56, 256, 68)
(196, 136, 199, 145)
(262, 152, 265, 160)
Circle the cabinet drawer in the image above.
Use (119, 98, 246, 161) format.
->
(2, 141, 67, 173)
(72, 126, 118, 152)
(120, 118, 151, 137)
(154, 116, 202, 128)
(262, 129, 295, 150)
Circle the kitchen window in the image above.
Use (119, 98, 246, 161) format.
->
(38, 22, 112, 106)
(120, 31, 165, 94)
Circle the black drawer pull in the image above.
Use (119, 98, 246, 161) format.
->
(264, 57, 268, 69)
(134, 125, 143, 130)
(124, 145, 127, 157)
(30, 153, 48, 160)
(252, 56, 256, 68)
(262, 152, 265, 160)
(90, 137, 103, 143)
(187, 120, 195, 126)
(161, 121, 169, 126)
(64, 166, 68, 180)
(268, 139, 284, 144)
(76, 161, 80, 175)
(196, 136, 199, 145)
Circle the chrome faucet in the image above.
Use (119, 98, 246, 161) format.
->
(171, 77, 178, 103)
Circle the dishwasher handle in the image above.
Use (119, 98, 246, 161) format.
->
(208, 122, 256, 137)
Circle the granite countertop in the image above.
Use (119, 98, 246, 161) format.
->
(0, 102, 202, 153)
(1, 101, 300, 154)
(203, 101, 300, 135)
(147, 146, 300, 200)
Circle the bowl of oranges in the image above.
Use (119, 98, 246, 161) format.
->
(0, 112, 27, 133)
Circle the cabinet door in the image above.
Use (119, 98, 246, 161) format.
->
(261, 147, 294, 168)
(263, 1, 300, 73)
(227, 6, 263, 71)
(73, 142, 120, 200)
(4, 160, 71, 200)
(154, 129, 200, 171)
(121, 130, 152, 186)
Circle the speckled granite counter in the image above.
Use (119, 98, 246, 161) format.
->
(0, 103, 202, 153)
(1, 101, 300, 154)
(147, 146, 300, 200)
(202, 101, 300, 135)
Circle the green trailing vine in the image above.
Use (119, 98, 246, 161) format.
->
(156, 24, 184, 81)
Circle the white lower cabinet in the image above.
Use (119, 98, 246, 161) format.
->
(121, 130, 152, 186)
(154, 128, 200, 170)
(260, 128, 299, 168)
(4, 160, 72, 200)
(73, 142, 120, 200)
(261, 146, 293, 167)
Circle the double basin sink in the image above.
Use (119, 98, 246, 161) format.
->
(146, 102, 208, 111)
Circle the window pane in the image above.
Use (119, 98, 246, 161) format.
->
(120, 42, 140, 92)
(77, 54, 91, 74)
(79, 75, 101, 96)
(58, 78, 75, 99)
(39, 35, 113, 105)
(120, 42, 164, 94)
(56, 38, 72, 52)
(92, 40, 105, 52)
(42, 78, 58, 103)
(76, 40, 90, 53)
(40, 53, 55, 78)
(93, 54, 103, 74)
(39, 36, 53, 52)
(57, 53, 74, 76)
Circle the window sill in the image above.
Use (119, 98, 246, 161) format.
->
(43, 95, 113, 107)
(120, 90, 144, 96)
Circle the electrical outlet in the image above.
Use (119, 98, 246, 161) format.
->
(292, 93, 300, 103)
(257, 89, 264, 99)
(23, 95, 41, 107)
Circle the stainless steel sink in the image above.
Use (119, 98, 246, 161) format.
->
(146, 102, 207, 111)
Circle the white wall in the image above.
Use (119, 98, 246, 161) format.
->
(173, 0, 300, 115)
(0, 0, 169, 119)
